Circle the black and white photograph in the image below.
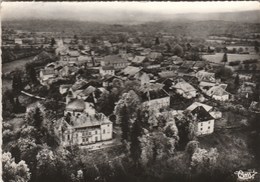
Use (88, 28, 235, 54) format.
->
(1, 2, 260, 182)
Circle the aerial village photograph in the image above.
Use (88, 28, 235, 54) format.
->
(1, 2, 260, 182)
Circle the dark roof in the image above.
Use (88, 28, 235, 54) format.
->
(102, 66, 115, 70)
(191, 106, 214, 121)
(181, 61, 196, 69)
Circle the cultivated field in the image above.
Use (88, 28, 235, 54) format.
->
(202, 53, 259, 63)
(2, 56, 34, 75)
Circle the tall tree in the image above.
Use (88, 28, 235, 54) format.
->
(12, 70, 23, 95)
(26, 64, 38, 84)
(130, 110, 142, 166)
(50, 38, 56, 47)
(234, 74, 240, 87)
(222, 53, 228, 66)
(155, 37, 160, 45)
(120, 105, 130, 142)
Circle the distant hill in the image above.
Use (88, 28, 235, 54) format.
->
(2, 11, 260, 38)
(172, 10, 260, 24)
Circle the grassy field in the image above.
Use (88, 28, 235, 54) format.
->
(199, 129, 258, 172)
(202, 53, 259, 63)
(2, 56, 34, 75)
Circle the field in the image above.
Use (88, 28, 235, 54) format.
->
(199, 129, 258, 173)
(2, 56, 34, 75)
(198, 110, 259, 177)
(202, 53, 259, 63)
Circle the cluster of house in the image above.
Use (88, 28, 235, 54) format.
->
(2, 28, 58, 49)
(40, 37, 258, 147)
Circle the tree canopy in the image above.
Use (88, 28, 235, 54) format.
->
(2, 152, 31, 182)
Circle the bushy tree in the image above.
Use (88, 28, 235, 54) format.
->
(215, 67, 233, 81)
(36, 147, 58, 182)
(185, 140, 199, 158)
(173, 44, 183, 57)
(2, 152, 31, 182)
(96, 90, 116, 116)
(26, 106, 44, 129)
(191, 147, 219, 173)
(114, 90, 141, 122)
(142, 106, 159, 129)
(164, 121, 179, 140)
(175, 111, 197, 148)
(3, 129, 16, 144)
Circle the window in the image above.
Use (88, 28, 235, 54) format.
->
(208, 126, 210, 130)
(83, 138, 85, 142)
(95, 131, 98, 134)
(103, 129, 106, 134)
(89, 132, 92, 135)
(201, 123, 203, 126)
(67, 135, 70, 140)
(95, 136, 98, 141)
(107, 124, 110, 127)
(201, 128, 203, 131)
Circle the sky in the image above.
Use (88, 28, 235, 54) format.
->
(1, 1, 259, 21)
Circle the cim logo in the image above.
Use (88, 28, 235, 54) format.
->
(234, 170, 258, 181)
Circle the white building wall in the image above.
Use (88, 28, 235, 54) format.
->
(100, 123, 113, 140)
(212, 95, 229, 101)
(196, 119, 214, 135)
(90, 129, 101, 143)
(142, 97, 170, 110)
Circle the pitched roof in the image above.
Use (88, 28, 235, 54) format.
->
(148, 52, 162, 59)
(66, 99, 85, 112)
(72, 113, 112, 128)
(196, 70, 216, 82)
(158, 71, 177, 78)
(171, 56, 183, 64)
(68, 51, 80, 57)
(82, 86, 96, 96)
(193, 61, 207, 68)
(34, 51, 54, 62)
(207, 85, 229, 96)
(78, 56, 92, 62)
(191, 106, 214, 121)
(60, 84, 73, 89)
(132, 56, 147, 64)
(122, 66, 142, 76)
(41, 68, 55, 76)
(173, 81, 196, 92)
(186, 102, 213, 112)
(71, 80, 88, 91)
